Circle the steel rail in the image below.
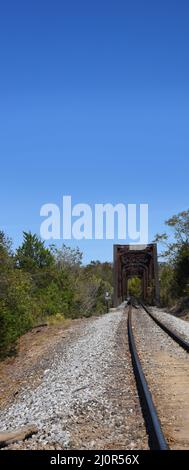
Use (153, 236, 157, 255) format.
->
(128, 305, 169, 450)
(141, 302, 189, 353)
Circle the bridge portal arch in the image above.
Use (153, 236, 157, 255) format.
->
(113, 244, 160, 306)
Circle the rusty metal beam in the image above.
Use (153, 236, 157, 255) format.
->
(113, 244, 160, 306)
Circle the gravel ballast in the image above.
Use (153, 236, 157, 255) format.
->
(132, 307, 189, 449)
(150, 307, 189, 343)
(0, 308, 148, 450)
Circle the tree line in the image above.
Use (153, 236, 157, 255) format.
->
(1, 208, 189, 357)
(154, 209, 189, 309)
(0, 231, 113, 356)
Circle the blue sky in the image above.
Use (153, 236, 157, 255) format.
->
(0, 0, 189, 262)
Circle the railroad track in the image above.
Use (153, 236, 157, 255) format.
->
(128, 304, 169, 450)
(128, 301, 189, 450)
(140, 302, 189, 353)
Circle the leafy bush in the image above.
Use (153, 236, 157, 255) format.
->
(0, 232, 113, 356)
(155, 209, 189, 308)
(127, 277, 142, 298)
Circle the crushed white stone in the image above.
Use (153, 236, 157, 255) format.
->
(150, 307, 189, 343)
(0, 310, 124, 448)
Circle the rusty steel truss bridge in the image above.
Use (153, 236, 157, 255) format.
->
(113, 244, 160, 306)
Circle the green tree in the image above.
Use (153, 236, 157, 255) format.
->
(84, 261, 113, 287)
(51, 244, 83, 270)
(174, 244, 189, 297)
(154, 209, 189, 305)
(128, 277, 142, 298)
(0, 232, 116, 356)
(16, 232, 54, 272)
(0, 231, 13, 266)
(154, 209, 189, 260)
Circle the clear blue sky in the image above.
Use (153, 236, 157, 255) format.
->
(0, 0, 189, 262)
